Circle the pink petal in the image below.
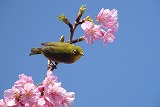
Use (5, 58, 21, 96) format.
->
(38, 98, 46, 106)
(0, 99, 7, 106)
(81, 21, 93, 30)
(6, 98, 17, 106)
(24, 83, 34, 91)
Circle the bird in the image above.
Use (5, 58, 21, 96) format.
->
(29, 42, 84, 64)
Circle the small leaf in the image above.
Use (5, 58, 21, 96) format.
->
(79, 5, 86, 15)
(58, 14, 67, 22)
(85, 16, 93, 22)
(60, 35, 65, 42)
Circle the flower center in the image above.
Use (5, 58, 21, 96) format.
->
(14, 92, 21, 101)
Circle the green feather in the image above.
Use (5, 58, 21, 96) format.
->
(30, 42, 83, 64)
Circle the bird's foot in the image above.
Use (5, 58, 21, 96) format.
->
(51, 62, 58, 69)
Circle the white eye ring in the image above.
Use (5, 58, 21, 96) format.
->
(73, 50, 78, 54)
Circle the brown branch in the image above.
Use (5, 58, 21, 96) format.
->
(68, 36, 85, 44)
(68, 5, 86, 44)
(69, 22, 78, 44)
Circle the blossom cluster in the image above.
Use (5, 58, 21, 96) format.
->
(0, 71, 75, 107)
(81, 8, 119, 45)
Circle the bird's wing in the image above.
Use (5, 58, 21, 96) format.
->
(41, 42, 73, 54)
(41, 42, 56, 46)
(42, 46, 70, 54)
(40, 46, 57, 54)
(41, 42, 72, 47)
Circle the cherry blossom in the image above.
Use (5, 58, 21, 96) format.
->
(81, 8, 119, 46)
(81, 21, 102, 44)
(43, 70, 58, 87)
(96, 8, 119, 31)
(59, 92, 75, 107)
(1, 70, 75, 107)
(101, 29, 115, 46)
(0, 99, 7, 107)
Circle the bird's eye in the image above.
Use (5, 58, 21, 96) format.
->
(73, 50, 78, 55)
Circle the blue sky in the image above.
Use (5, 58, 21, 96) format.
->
(0, 0, 160, 107)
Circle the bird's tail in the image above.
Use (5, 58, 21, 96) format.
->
(29, 48, 41, 56)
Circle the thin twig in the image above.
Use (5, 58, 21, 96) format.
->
(69, 22, 78, 44)
(68, 36, 85, 44)
(69, 6, 85, 44)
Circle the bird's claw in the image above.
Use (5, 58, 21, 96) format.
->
(51, 63, 58, 69)
(48, 60, 58, 71)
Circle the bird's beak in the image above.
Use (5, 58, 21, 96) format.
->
(80, 52, 84, 56)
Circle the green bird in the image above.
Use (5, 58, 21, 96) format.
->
(29, 42, 84, 64)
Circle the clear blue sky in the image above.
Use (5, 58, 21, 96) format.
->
(0, 0, 160, 107)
